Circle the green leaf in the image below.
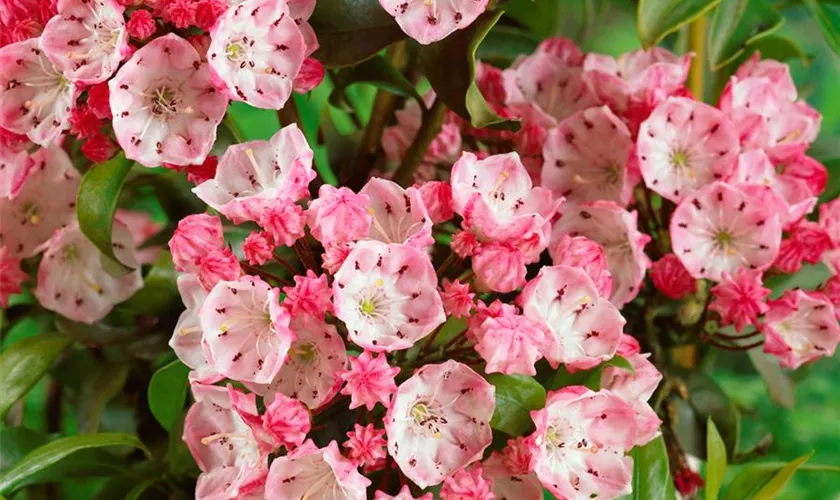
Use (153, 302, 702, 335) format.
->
(746, 348, 794, 409)
(0, 433, 150, 495)
(329, 56, 423, 110)
(148, 360, 190, 432)
(736, 35, 812, 65)
(420, 11, 520, 130)
(723, 455, 839, 500)
(819, 158, 840, 203)
(750, 451, 814, 500)
(120, 251, 179, 315)
(76, 154, 135, 276)
(708, 0, 783, 70)
(0, 427, 50, 471)
(476, 25, 541, 68)
(77, 363, 130, 434)
(706, 418, 727, 500)
(803, 0, 840, 56)
(622, 436, 678, 500)
(487, 374, 545, 436)
(310, 0, 405, 68)
(549, 356, 634, 391)
(637, 0, 725, 47)
(0, 333, 70, 419)
(677, 371, 740, 459)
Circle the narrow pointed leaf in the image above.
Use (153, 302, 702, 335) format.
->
(0, 333, 70, 419)
(637, 0, 725, 47)
(708, 0, 783, 70)
(705, 418, 727, 500)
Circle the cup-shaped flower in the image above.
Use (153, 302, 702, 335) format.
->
(265, 440, 371, 500)
(548, 235, 612, 298)
(709, 268, 771, 332)
(168, 213, 225, 273)
(361, 177, 434, 248)
(306, 185, 373, 246)
(378, 0, 489, 45)
(762, 290, 840, 369)
(170, 273, 222, 384)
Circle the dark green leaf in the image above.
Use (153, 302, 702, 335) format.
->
(420, 11, 520, 130)
(819, 158, 840, 203)
(487, 374, 546, 436)
(708, 0, 783, 70)
(310, 0, 405, 68)
(0, 333, 70, 419)
(329, 56, 423, 110)
(476, 25, 541, 68)
(706, 418, 727, 500)
(500, 0, 563, 39)
(803, 0, 840, 56)
(621, 436, 678, 500)
(77, 363, 130, 434)
(148, 360, 190, 432)
(637, 0, 725, 47)
(0, 433, 150, 495)
(747, 348, 794, 409)
(76, 154, 135, 276)
(549, 356, 634, 391)
(679, 372, 740, 459)
(735, 35, 812, 65)
(0, 428, 50, 472)
(120, 251, 179, 315)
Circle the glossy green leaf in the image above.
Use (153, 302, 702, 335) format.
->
(77, 363, 130, 434)
(736, 35, 811, 65)
(0, 333, 70, 419)
(708, 0, 783, 70)
(310, 0, 405, 68)
(329, 56, 423, 110)
(621, 436, 678, 500)
(120, 251, 179, 315)
(476, 25, 541, 68)
(706, 418, 727, 500)
(803, 0, 840, 56)
(420, 11, 520, 130)
(549, 356, 634, 391)
(76, 154, 135, 275)
(0, 433, 150, 495)
(0, 427, 50, 472)
(148, 360, 191, 432)
(488, 374, 546, 436)
(637, 0, 725, 47)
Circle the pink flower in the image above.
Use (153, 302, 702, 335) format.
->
(521, 265, 624, 371)
(168, 214, 224, 274)
(333, 240, 445, 351)
(552, 201, 651, 306)
(361, 177, 434, 248)
(650, 253, 696, 299)
(293, 57, 325, 93)
(246, 314, 347, 409)
(166, 0, 196, 28)
(80, 132, 117, 163)
(340, 351, 400, 410)
(472, 241, 527, 293)
(306, 185, 372, 246)
(41, 0, 129, 84)
(709, 268, 771, 333)
(417, 180, 454, 224)
(208, 0, 306, 109)
(451, 229, 479, 258)
(670, 182, 782, 281)
(819, 275, 840, 319)
(0, 246, 27, 307)
(441, 279, 474, 318)
(322, 242, 351, 274)
(194, 0, 227, 30)
(262, 393, 310, 449)
(529, 386, 637, 500)
(259, 200, 306, 246)
(201, 250, 244, 293)
(110, 34, 228, 167)
(781, 154, 828, 197)
(69, 106, 103, 139)
(266, 440, 371, 500)
(199, 276, 293, 384)
(385, 360, 495, 488)
(127, 9, 156, 39)
(0, 39, 80, 145)
(735, 52, 797, 101)
(481, 438, 542, 500)
(114, 209, 163, 265)
(35, 221, 142, 323)
(169, 274, 222, 385)
(637, 97, 739, 203)
(86, 82, 112, 119)
(777, 221, 832, 269)
(440, 465, 495, 500)
(542, 105, 634, 204)
(378, 0, 489, 45)
(0, 147, 30, 199)
(383, 93, 462, 166)
(763, 290, 840, 369)
(243, 231, 274, 265)
(601, 335, 663, 446)
(473, 309, 546, 375)
(282, 270, 333, 320)
(0, 147, 80, 258)
(374, 486, 434, 500)
(195, 124, 315, 223)
(820, 199, 840, 246)
(344, 424, 387, 467)
(549, 234, 613, 298)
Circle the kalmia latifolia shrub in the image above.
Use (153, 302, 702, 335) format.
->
(1, 0, 839, 498)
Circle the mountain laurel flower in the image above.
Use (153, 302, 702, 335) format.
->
(243, 231, 274, 265)
(344, 424, 388, 467)
(80, 132, 117, 163)
(262, 393, 310, 450)
(258, 200, 306, 246)
(782, 153, 828, 198)
(529, 386, 637, 500)
(735, 52, 797, 101)
(199, 276, 293, 385)
(549, 234, 613, 298)
(471, 241, 527, 293)
(709, 268, 771, 333)
(169, 274, 222, 385)
(383, 93, 463, 166)
(762, 290, 840, 369)
(69, 106, 103, 139)
(322, 242, 351, 274)
(340, 351, 400, 410)
(208, 0, 306, 109)
(194, 124, 315, 223)
(450, 229, 479, 258)
(109, 34, 228, 167)
(385, 360, 495, 488)
(0, 38, 80, 146)
(247, 314, 347, 410)
(168, 214, 225, 274)
(293, 57, 325, 93)
(35, 221, 142, 324)
(670, 182, 782, 281)
(282, 270, 333, 319)
(126, 8, 156, 39)
(307, 185, 373, 246)
(482, 438, 543, 500)
(521, 265, 625, 371)
(374, 486, 434, 500)
(0, 246, 28, 307)
(378, 0, 489, 45)
(199, 248, 242, 291)
(417, 180, 454, 224)
(439, 465, 495, 500)
(440, 279, 475, 318)
(194, 0, 228, 31)
(265, 440, 371, 500)
(820, 199, 840, 246)
(473, 309, 546, 376)
(86, 81, 112, 119)
(41, 0, 130, 84)
(333, 240, 445, 351)
(650, 253, 697, 299)
(361, 177, 434, 248)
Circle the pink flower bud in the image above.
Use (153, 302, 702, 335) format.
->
(650, 253, 696, 299)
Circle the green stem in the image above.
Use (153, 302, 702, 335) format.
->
(392, 98, 446, 186)
(224, 115, 245, 143)
(688, 15, 707, 101)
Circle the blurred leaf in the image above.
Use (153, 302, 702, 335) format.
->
(77, 363, 130, 434)
(167, 409, 200, 478)
(803, 0, 840, 56)
(128, 170, 205, 222)
(0, 428, 50, 471)
(0, 433, 149, 495)
(819, 158, 840, 203)
(736, 35, 811, 65)
(76, 154, 135, 276)
(706, 419, 727, 500)
(751, 451, 815, 499)
(621, 436, 678, 500)
(55, 317, 135, 348)
(420, 11, 520, 130)
(121, 251, 178, 315)
(679, 371, 740, 459)
(708, 0, 784, 70)
(330, 56, 423, 110)
(476, 25, 541, 68)
(310, 0, 405, 68)
(0, 333, 70, 419)
(765, 263, 831, 298)
(148, 360, 190, 432)
(637, 0, 725, 47)
(724, 454, 839, 500)
(549, 356, 634, 391)
(747, 348, 795, 409)
(501, 0, 563, 38)
(488, 374, 546, 436)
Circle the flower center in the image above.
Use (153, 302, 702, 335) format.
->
(21, 202, 40, 224)
(409, 401, 445, 438)
(151, 86, 180, 116)
(360, 298, 376, 316)
(293, 342, 317, 362)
